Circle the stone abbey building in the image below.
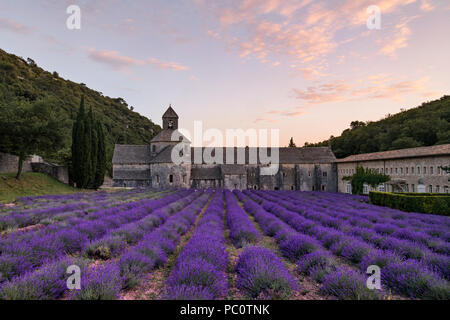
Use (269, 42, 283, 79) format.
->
(113, 106, 450, 192)
(112, 106, 338, 191)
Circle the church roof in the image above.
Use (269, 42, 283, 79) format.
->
(113, 169, 151, 180)
(150, 146, 174, 163)
(112, 145, 152, 164)
(336, 144, 450, 163)
(191, 167, 222, 180)
(221, 164, 247, 175)
(150, 129, 190, 143)
(162, 106, 178, 118)
(112, 145, 336, 165)
(189, 147, 336, 164)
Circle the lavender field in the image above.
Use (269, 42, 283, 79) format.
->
(0, 189, 449, 300)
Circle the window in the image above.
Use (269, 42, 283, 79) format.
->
(321, 185, 326, 191)
(423, 167, 427, 174)
(182, 175, 186, 184)
(291, 186, 294, 190)
(308, 171, 311, 177)
(406, 167, 408, 174)
(430, 167, 434, 174)
(363, 184, 369, 195)
(417, 166, 421, 174)
(411, 167, 414, 174)
(405, 184, 409, 192)
(346, 182, 352, 194)
(282, 172, 287, 177)
(390, 168, 393, 174)
(400, 168, 403, 174)
(429, 185, 433, 193)
(312, 186, 315, 191)
(411, 184, 415, 192)
(444, 186, 449, 194)
(152, 145, 156, 152)
(436, 186, 440, 193)
(323, 172, 328, 177)
(156, 175, 160, 183)
(169, 175, 173, 183)
(438, 167, 441, 175)
(395, 168, 398, 174)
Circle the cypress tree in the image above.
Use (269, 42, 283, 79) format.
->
(88, 107, 98, 188)
(81, 106, 92, 188)
(72, 96, 85, 188)
(94, 120, 106, 188)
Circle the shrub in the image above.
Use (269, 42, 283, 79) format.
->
(369, 191, 450, 216)
(320, 266, 380, 300)
(235, 246, 297, 299)
(70, 263, 122, 300)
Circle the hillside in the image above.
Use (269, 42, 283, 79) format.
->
(0, 172, 86, 203)
(306, 95, 450, 158)
(0, 48, 161, 174)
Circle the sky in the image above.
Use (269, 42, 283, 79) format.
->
(0, 0, 449, 147)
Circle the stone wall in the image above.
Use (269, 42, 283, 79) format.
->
(31, 163, 69, 184)
(0, 152, 32, 174)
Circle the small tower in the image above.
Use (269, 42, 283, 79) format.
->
(162, 105, 178, 130)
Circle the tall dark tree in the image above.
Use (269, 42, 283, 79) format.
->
(71, 97, 106, 189)
(0, 98, 67, 178)
(288, 137, 296, 148)
(94, 120, 106, 189)
(88, 107, 98, 188)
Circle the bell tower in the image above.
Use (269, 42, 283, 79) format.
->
(162, 104, 178, 130)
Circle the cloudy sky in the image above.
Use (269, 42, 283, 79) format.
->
(1, 0, 449, 146)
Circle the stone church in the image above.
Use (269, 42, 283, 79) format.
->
(112, 106, 338, 191)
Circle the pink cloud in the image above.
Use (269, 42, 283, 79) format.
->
(87, 49, 189, 72)
(88, 49, 146, 70)
(0, 17, 32, 35)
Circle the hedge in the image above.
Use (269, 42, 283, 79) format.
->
(369, 191, 450, 216)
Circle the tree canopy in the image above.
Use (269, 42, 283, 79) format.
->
(343, 166, 391, 195)
(306, 95, 450, 158)
(0, 98, 67, 178)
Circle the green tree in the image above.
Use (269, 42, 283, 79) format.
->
(288, 137, 296, 148)
(94, 120, 106, 188)
(88, 107, 97, 188)
(343, 166, 391, 195)
(0, 98, 67, 178)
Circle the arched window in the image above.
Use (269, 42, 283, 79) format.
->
(152, 145, 156, 153)
(169, 175, 174, 183)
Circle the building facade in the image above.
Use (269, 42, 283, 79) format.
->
(336, 145, 450, 194)
(112, 106, 338, 190)
(113, 106, 450, 193)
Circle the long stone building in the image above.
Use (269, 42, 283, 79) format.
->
(336, 144, 450, 194)
(112, 106, 338, 191)
(112, 106, 450, 193)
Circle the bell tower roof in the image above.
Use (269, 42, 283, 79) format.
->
(162, 105, 179, 119)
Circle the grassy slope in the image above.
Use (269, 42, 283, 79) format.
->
(0, 172, 84, 203)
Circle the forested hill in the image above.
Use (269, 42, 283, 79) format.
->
(0, 48, 161, 171)
(306, 95, 450, 159)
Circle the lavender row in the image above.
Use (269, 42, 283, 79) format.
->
(70, 192, 211, 300)
(164, 190, 228, 299)
(284, 191, 450, 235)
(244, 191, 450, 299)
(0, 190, 194, 282)
(235, 246, 297, 299)
(253, 190, 450, 280)
(0, 192, 210, 300)
(237, 191, 379, 300)
(0, 189, 170, 232)
(224, 190, 260, 248)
